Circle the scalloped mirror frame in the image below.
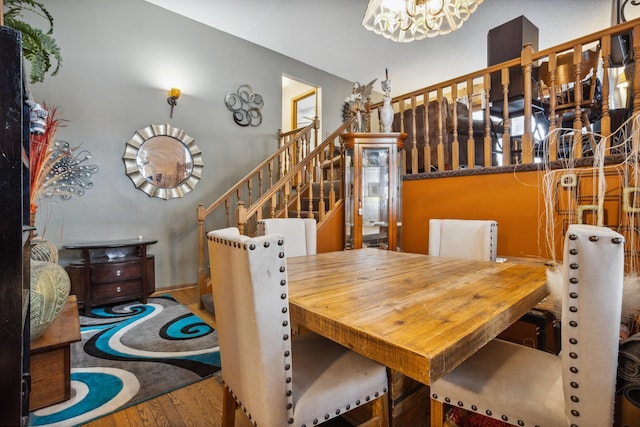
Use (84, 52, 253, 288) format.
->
(123, 124, 204, 200)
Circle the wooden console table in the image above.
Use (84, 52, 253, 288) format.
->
(30, 295, 81, 410)
(64, 238, 157, 315)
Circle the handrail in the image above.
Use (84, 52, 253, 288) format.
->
(196, 116, 356, 307)
(370, 18, 640, 174)
(239, 118, 355, 229)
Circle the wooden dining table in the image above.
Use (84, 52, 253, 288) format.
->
(286, 249, 548, 386)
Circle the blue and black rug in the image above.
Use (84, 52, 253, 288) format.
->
(30, 294, 221, 427)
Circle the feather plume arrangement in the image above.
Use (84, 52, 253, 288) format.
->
(28, 104, 99, 223)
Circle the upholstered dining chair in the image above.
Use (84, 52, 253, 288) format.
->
(428, 219, 498, 261)
(207, 228, 389, 427)
(256, 218, 317, 257)
(430, 224, 625, 427)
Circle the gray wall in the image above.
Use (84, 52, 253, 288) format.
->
(29, 0, 354, 289)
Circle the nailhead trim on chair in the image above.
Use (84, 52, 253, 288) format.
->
(490, 222, 497, 261)
(210, 233, 389, 426)
(566, 233, 581, 426)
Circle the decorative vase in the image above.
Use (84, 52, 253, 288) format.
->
(380, 96, 393, 133)
(31, 237, 59, 263)
(30, 260, 71, 339)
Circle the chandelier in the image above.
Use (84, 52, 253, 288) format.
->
(362, 0, 484, 42)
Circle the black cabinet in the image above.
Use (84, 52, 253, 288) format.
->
(0, 26, 31, 426)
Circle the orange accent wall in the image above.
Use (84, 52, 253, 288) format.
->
(317, 201, 345, 253)
(401, 170, 551, 259)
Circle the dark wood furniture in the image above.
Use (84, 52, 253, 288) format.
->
(64, 239, 157, 314)
(30, 295, 81, 410)
(0, 26, 31, 426)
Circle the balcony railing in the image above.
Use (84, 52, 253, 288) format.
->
(369, 18, 640, 175)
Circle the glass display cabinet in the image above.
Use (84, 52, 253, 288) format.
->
(342, 133, 406, 251)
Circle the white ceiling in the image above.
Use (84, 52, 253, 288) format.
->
(144, 0, 611, 95)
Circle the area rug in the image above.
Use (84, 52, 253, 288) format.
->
(29, 294, 221, 427)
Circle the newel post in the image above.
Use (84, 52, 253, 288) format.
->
(197, 203, 206, 309)
(236, 201, 247, 235)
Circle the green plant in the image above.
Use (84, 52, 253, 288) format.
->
(2, 0, 62, 83)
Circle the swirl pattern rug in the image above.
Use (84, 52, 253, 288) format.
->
(29, 294, 221, 427)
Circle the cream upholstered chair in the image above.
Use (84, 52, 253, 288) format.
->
(256, 218, 317, 257)
(428, 219, 498, 261)
(430, 224, 625, 427)
(207, 228, 389, 427)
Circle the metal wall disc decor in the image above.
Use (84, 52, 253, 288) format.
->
(224, 84, 264, 127)
(123, 124, 204, 200)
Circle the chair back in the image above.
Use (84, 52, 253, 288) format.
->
(207, 229, 293, 425)
(428, 219, 497, 261)
(539, 46, 601, 112)
(257, 218, 316, 257)
(561, 224, 624, 425)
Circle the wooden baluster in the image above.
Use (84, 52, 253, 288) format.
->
(572, 44, 584, 159)
(313, 116, 319, 150)
(277, 129, 285, 180)
(284, 182, 291, 218)
(451, 85, 460, 170)
(633, 25, 640, 115)
(467, 78, 475, 168)
(247, 179, 252, 208)
(296, 171, 302, 218)
(411, 96, 418, 174)
(548, 53, 558, 161)
(269, 194, 276, 218)
(521, 43, 534, 163)
(329, 141, 336, 209)
(225, 199, 230, 227)
(437, 89, 445, 171)
(197, 203, 206, 309)
(258, 170, 264, 197)
(318, 154, 326, 221)
(423, 90, 431, 173)
(501, 68, 511, 165)
(308, 166, 315, 220)
(483, 73, 492, 167)
(601, 35, 612, 149)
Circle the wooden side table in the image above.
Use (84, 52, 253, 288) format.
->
(63, 238, 157, 315)
(30, 295, 81, 410)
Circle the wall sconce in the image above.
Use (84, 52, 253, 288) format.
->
(167, 87, 181, 118)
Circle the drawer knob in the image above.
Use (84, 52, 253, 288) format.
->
(115, 270, 122, 277)
(116, 286, 121, 293)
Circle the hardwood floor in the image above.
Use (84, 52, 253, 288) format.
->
(81, 286, 353, 427)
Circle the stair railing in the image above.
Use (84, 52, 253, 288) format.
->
(196, 116, 355, 306)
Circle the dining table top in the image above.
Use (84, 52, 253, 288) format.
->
(286, 249, 549, 385)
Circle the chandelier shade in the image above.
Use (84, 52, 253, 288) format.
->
(362, 0, 484, 42)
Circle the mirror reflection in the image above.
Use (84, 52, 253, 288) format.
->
(123, 124, 203, 200)
(137, 136, 193, 188)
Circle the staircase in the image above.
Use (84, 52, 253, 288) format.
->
(196, 117, 356, 308)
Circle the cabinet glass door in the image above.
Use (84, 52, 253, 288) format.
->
(361, 147, 390, 248)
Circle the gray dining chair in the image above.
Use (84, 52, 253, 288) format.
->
(207, 228, 389, 427)
(428, 219, 498, 261)
(430, 224, 625, 426)
(257, 218, 317, 257)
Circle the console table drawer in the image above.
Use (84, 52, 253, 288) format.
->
(92, 280, 142, 301)
(91, 260, 142, 284)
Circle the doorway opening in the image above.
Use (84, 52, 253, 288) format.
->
(282, 75, 321, 136)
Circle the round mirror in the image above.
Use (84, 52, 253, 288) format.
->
(123, 124, 203, 200)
